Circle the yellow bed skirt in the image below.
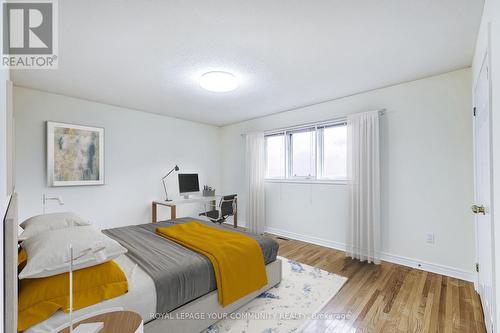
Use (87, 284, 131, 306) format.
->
(156, 221, 268, 307)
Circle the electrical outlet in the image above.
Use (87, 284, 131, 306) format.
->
(426, 233, 435, 244)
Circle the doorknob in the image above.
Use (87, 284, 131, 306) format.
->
(471, 204, 486, 215)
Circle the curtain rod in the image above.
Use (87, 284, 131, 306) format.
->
(240, 108, 386, 137)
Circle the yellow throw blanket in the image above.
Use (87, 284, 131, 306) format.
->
(156, 221, 268, 307)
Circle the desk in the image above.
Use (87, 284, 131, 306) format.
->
(152, 196, 238, 228)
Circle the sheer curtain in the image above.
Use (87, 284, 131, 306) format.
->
(346, 111, 381, 264)
(245, 132, 266, 234)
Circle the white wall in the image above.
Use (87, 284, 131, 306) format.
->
(472, 0, 500, 331)
(221, 68, 475, 279)
(14, 87, 221, 229)
(0, 2, 10, 331)
(0, 73, 9, 333)
(0, 74, 7, 211)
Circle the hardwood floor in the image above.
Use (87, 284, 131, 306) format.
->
(271, 235, 486, 333)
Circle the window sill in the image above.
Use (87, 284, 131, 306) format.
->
(264, 179, 348, 185)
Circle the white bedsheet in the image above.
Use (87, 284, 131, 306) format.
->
(25, 255, 156, 333)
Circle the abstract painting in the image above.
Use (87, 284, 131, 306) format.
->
(47, 122, 104, 186)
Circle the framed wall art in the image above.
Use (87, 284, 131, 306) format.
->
(47, 121, 104, 186)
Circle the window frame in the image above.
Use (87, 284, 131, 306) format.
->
(317, 122, 348, 181)
(287, 127, 317, 180)
(264, 119, 348, 184)
(264, 132, 287, 180)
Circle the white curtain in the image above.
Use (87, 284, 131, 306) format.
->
(346, 111, 381, 264)
(245, 132, 266, 234)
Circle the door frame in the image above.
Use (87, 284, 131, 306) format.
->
(472, 22, 496, 332)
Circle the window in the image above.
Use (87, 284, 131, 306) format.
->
(265, 133, 286, 178)
(264, 121, 347, 181)
(289, 128, 316, 178)
(318, 124, 347, 180)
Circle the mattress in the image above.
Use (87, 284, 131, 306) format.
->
(24, 255, 157, 333)
(102, 218, 278, 314)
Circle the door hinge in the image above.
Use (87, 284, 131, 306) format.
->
(476, 263, 479, 272)
(473, 107, 477, 117)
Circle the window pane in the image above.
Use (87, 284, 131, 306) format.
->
(265, 134, 285, 178)
(322, 125, 347, 179)
(290, 129, 316, 177)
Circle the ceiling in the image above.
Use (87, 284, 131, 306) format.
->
(12, 0, 484, 126)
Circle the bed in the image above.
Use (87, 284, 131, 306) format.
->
(5, 196, 282, 333)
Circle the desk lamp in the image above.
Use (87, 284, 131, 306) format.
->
(162, 165, 179, 201)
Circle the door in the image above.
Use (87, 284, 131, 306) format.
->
(473, 52, 495, 333)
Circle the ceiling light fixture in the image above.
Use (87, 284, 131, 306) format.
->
(199, 71, 238, 92)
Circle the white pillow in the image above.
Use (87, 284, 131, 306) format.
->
(19, 212, 90, 240)
(19, 226, 127, 279)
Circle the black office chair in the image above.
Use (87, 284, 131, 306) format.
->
(199, 194, 237, 224)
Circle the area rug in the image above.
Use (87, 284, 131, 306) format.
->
(204, 256, 348, 333)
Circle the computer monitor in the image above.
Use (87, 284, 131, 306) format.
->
(178, 173, 200, 199)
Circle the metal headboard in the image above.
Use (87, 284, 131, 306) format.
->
(4, 193, 18, 333)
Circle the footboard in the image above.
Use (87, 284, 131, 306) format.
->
(145, 259, 282, 333)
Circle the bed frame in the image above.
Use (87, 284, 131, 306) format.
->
(146, 259, 282, 333)
(3, 194, 282, 333)
(4, 193, 18, 333)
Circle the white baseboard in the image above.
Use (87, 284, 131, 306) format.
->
(265, 226, 475, 282)
(222, 219, 246, 228)
(378, 252, 475, 282)
(265, 226, 347, 252)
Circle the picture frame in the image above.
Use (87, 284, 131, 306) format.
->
(47, 121, 105, 186)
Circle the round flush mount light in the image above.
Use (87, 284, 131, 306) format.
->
(199, 71, 238, 92)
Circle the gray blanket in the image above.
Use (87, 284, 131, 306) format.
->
(103, 218, 278, 314)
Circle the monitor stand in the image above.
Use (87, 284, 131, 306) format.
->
(182, 194, 190, 199)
